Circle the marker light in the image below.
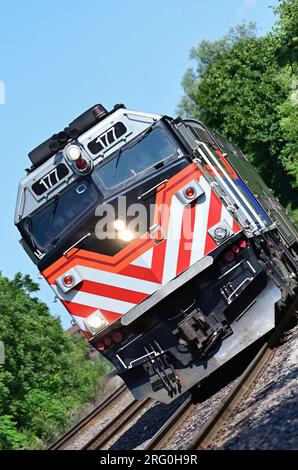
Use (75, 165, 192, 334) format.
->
(113, 219, 126, 232)
(76, 157, 89, 172)
(223, 251, 235, 263)
(103, 337, 112, 347)
(238, 240, 247, 249)
(118, 229, 134, 242)
(67, 145, 81, 161)
(184, 186, 196, 199)
(112, 331, 123, 343)
(232, 245, 240, 254)
(63, 275, 74, 287)
(96, 342, 105, 352)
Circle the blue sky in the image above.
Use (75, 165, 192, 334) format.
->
(0, 0, 277, 329)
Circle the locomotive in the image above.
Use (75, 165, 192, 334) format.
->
(15, 103, 298, 403)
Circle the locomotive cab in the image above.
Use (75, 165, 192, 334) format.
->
(15, 104, 298, 403)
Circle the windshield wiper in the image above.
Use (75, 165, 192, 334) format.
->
(112, 124, 155, 179)
(51, 194, 61, 223)
(113, 147, 123, 177)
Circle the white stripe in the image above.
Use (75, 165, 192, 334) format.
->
(221, 205, 234, 230)
(190, 177, 212, 265)
(131, 247, 153, 268)
(52, 285, 135, 314)
(162, 195, 185, 284)
(200, 143, 264, 229)
(77, 265, 160, 294)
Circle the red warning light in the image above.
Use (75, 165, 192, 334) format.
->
(63, 275, 74, 287)
(184, 186, 196, 199)
(76, 157, 89, 172)
(238, 240, 247, 249)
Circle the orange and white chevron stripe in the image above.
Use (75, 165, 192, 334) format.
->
(43, 164, 240, 336)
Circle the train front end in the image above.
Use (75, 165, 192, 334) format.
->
(15, 104, 289, 403)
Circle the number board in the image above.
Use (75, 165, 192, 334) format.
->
(31, 163, 70, 196)
(88, 121, 127, 155)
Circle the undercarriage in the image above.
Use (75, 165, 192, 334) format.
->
(91, 234, 294, 403)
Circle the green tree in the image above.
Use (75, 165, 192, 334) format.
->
(278, 74, 298, 188)
(274, 0, 298, 70)
(273, 0, 298, 223)
(178, 23, 298, 210)
(0, 272, 110, 449)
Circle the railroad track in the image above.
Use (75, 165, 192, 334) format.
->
(49, 297, 297, 451)
(145, 297, 298, 451)
(189, 298, 298, 450)
(82, 397, 153, 450)
(48, 384, 127, 450)
(144, 396, 195, 450)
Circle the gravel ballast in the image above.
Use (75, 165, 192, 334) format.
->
(61, 314, 297, 450)
(211, 318, 298, 450)
(109, 316, 297, 450)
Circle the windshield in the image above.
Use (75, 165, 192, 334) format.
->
(25, 180, 98, 250)
(97, 128, 175, 189)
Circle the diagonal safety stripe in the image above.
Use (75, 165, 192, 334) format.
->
(52, 284, 136, 314)
(119, 263, 160, 283)
(130, 247, 154, 268)
(79, 280, 148, 304)
(77, 265, 160, 294)
(204, 190, 222, 255)
(162, 195, 185, 285)
(61, 301, 123, 326)
(61, 300, 98, 317)
(45, 162, 243, 334)
(190, 176, 212, 266)
(98, 309, 123, 324)
(150, 237, 167, 283)
(176, 203, 196, 276)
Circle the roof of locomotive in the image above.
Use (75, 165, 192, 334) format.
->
(14, 106, 162, 225)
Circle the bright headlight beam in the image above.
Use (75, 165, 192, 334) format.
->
(113, 219, 126, 231)
(86, 313, 107, 331)
(118, 229, 134, 242)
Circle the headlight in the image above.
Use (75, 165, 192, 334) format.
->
(67, 145, 81, 161)
(214, 226, 228, 241)
(118, 229, 134, 241)
(85, 310, 107, 334)
(113, 219, 126, 231)
(113, 219, 134, 241)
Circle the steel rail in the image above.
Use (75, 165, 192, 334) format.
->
(190, 296, 298, 450)
(144, 396, 194, 450)
(82, 397, 153, 450)
(143, 296, 297, 451)
(48, 384, 127, 450)
(48, 297, 297, 451)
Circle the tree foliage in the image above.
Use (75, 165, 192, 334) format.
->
(178, 8, 298, 212)
(274, 1, 298, 198)
(274, 0, 298, 48)
(278, 74, 298, 189)
(0, 273, 110, 449)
